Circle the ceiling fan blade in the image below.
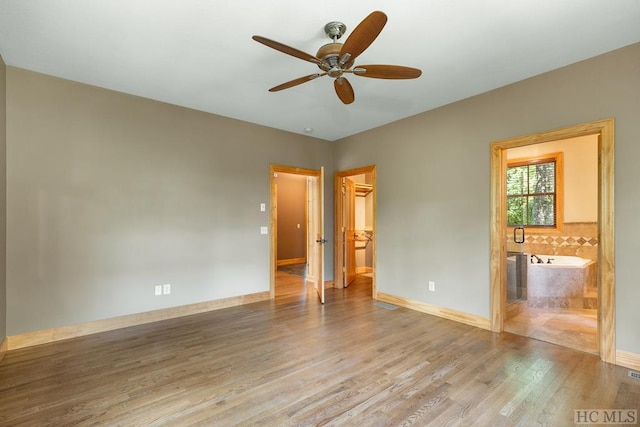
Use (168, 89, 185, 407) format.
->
(269, 73, 326, 92)
(352, 65, 422, 79)
(252, 35, 322, 65)
(334, 77, 355, 104)
(339, 11, 387, 64)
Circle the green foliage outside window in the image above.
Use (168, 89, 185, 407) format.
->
(507, 161, 556, 227)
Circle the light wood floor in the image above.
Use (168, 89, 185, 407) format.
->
(1, 273, 638, 426)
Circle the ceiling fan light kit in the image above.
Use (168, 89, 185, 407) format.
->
(252, 11, 422, 105)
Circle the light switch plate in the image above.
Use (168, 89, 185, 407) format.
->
(260, 226, 268, 235)
(260, 203, 266, 212)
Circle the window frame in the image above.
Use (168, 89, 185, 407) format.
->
(506, 152, 564, 233)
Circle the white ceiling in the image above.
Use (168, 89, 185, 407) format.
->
(1, 1, 640, 141)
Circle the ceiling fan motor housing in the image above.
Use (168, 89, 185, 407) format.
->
(316, 43, 354, 75)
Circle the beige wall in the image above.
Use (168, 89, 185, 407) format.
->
(5, 68, 334, 336)
(0, 54, 6, 340)
(276, 173, 306, 261)
(334, 42, 640, 355)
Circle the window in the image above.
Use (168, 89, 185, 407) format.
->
(507, 153, 563, 229)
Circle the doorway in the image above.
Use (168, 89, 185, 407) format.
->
(270, 165, 325, 303)
(334, 166, 376, 297)
(273, 172, 308, 300)
(502, 135, 599, 354)
(490, 119, 615, 364)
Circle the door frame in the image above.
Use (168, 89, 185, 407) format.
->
(334, 165, 377, 296)
(489, 118, 615, 364)
(270, 164, 321, 299)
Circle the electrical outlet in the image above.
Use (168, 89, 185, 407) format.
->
(154, 285, 162, 296)
(163, 283, 171, 295)
(428, 281, 435, 292)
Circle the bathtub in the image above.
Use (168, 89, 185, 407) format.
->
(526, 254, 597, 309)
(528, 254, 592, 267)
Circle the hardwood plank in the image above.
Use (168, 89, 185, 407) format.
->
(0, 276, 637, 426)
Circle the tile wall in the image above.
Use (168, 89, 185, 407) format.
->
(506, 222, 598, 261)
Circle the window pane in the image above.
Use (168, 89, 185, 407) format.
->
(528, 195, 555, 225)
(506, 166, 526, 195)
(528, 163, 555, 194)
(507, 158, 557, 227)
(507, 196, 526, 225)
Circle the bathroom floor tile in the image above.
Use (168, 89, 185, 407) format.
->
(504, 307, 598, 354)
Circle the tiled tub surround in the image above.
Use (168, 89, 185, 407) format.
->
(506, 222, 598, 261)
(527, 257, 597, 309)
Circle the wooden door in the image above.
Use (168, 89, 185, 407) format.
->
(316, 168, 326, 303)
(273, 183, 278, 271)
(345, 178, 356, 287)
(308, 167, 326, 303)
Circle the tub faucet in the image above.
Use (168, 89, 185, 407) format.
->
(531, 254, 544, 264)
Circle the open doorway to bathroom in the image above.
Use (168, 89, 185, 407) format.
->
(490, 119, 615, 364)
(334, 166, 376, 298)
(503, 135, 599, 354)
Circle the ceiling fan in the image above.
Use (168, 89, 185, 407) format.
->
(252, 11, 422, 105)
